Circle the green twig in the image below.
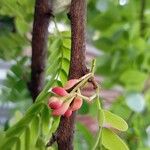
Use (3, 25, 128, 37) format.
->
(91, 59, 96, 74)
(91, 60, 103, 150)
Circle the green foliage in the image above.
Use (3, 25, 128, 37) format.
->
(1, 0, 150, 149)
(102, 128, 129, 150)
(103, 110, 128, 132)
(87, 0, 150, 149)
(75, 123, 95, 150)
(0, 30, 71, 149)
(0, 0, 34, 60)
(1, 57, 31, 103)
(120, 69, 148, 91)
(36, 31, 71, 102)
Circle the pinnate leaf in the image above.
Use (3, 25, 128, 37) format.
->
(102, 128, 129, 150)
(103, 110, 128, 131)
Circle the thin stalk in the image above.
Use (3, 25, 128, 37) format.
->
(91, 59, 96, 74)
(70, 73, 93, 93)
(92, 84, 103, 150)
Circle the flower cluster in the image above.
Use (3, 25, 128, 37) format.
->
(48, 79, 83, 117)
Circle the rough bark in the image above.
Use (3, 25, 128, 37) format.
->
(30, 0, 53, 101)
(56, 0, 88, 149)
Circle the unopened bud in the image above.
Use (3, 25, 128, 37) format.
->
(64, 108, 72, 118)
(52, 87, 68, 96)
(48, 96, 62, 109)
(71, 97, 83, 111)
(52, 101, 70, 116)
(64, 79, 79, 90)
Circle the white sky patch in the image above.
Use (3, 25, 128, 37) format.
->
(92, 31, 100, 41)
(96, 0, 108, 12)
(48, 22, 69, 33)
(0, 69, 8, 80)
(119, 0, 128, 6)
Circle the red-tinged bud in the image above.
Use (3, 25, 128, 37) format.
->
(52, 87, 68, 96)
(64, 108, 72, 118)
(48, 97, 62, 109)
(64, 79, 79, 90)
(52, 102, 70, 116)
(71, 97, 83, 111)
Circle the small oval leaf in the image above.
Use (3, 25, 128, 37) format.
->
(15, 138, 21, 150)
(0, 137, 19, 150)
(102, 128, 129, 150)
(103, 110, 128, 131)
(41, 105, 51, 136)
(49, 117, 60, 137)
(25, 127, 30, 150)
(30, 115, 40, 146)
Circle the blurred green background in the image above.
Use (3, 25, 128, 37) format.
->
(0, 0, 150, 149)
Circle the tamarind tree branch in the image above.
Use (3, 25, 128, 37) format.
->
(56, 0, 88, 149)
(30, 0, 53, 101)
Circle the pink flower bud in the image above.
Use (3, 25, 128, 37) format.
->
(52, 87, 68, 96)
(52, 102, 70, 116)
(71, 97, 83, 111)
(48, 97, 62, 109)
(64, 79, 79, 90)
(64, 108, 72, 118)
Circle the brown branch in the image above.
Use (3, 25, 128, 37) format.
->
(29, 0, 53, 101)
(55, 0, 88, 150)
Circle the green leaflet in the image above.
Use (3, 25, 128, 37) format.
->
(41, 33, 70, 100)
(48, 38, 62, 55)
(0, 137, 20, 150)
(0, 0, 23, 18)
(103, 110, 128, 131)
(62, 46, 70, 60)
(15, 138, 21, 150)
(25, 126, 30, 150)
(55, 80, 63, 87)
(26, 102, 44, 115)
(6, 125, 27, 138)
(59, 69, 68, 85)
(46, 57, 61, 75)
(4, 102, 44, 137)
(0, 131, 5, 147)
(30, 115, 41, 146)
(0, 31, 71, 149)
(62, 58, 70, 73)
(49, 117, 60, 137)
(2, 104, 42, 149)
(120, 69, 147, 91)
(102, 128, 129, 150)
(36, 67, 59, 102)
(61, 31, 71, 38)
(9, 111, 23, 127)
(63, 38, 71, 49)
(35, 137, 46, 150)
(48, 38, 62, 66)
(15, 17, 29, 35)
(41, 105, 51, 136)
(20, 128, 26, 150)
